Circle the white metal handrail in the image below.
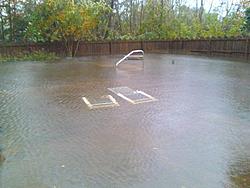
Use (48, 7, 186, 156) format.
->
(115, 50, 144, 67)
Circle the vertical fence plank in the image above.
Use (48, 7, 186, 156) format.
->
(109, 41, 112, 55)
(0, 39, 249, 59)
(209, 39, 212, 56)
(246, 38, 249, 60)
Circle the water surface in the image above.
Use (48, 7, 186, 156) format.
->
(0, 54, 250, 188)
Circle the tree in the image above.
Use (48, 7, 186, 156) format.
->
(244, 7, 250, 35)
(0, 0, 38, 42)
(26, 0, 110, 56)
(0, 0, 249, 43)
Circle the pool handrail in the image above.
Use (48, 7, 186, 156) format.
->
(115, 50, 144, 67)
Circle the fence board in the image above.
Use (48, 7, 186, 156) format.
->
(0, 38, 249, 60)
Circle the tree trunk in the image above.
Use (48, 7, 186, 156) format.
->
(7, 0, 13, 41)
(0, 12, 4, 41)
(129, 0, 133, 33)
(139, 0, 143, 31)
(64, 40, 73, 57)
(195, 0, 199, 18)
(115, 5, 122, 31)
(12, 0, 16, 41)
(73, 40, 80, 57)
(108, 0, 114, 29)
(199, 0, 204, 23)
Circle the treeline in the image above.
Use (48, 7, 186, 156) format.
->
(0, 0, 249, 55)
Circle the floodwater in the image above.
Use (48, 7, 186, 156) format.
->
(0, 54, 250, 188)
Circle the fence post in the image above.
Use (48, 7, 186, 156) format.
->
(141, 40, 143, 51)
(143, 41, 147, 52)
(209, 39, 212, 56)
(181, 39, 184, 52)
(109, 41, 112, 55)
(246, 38, 249, 60)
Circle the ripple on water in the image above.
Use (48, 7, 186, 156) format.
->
(0, 56, 250, 188)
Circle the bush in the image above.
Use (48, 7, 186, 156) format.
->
(0, 51, 59, 63)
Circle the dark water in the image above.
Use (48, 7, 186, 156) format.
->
(0, 54, 250, 188)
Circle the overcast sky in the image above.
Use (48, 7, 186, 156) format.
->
(186, 0, 241, 11)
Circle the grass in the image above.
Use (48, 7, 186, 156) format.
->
(0, 51, 59, 63)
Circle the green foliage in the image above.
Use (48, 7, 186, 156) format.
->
(203, 14, 224, 38)
(243, 8, 250, 35)
(222, 13, 244, 37)
(0, 51, 59, 63)
(0, 0, 248, 46)
(26, 0, 110, 56)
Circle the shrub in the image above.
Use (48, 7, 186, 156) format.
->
(0, 51, 59, 63)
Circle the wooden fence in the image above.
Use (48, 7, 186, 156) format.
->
(0, 38, 249, 60)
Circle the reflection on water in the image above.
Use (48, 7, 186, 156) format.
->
(0, 54, 250, 188)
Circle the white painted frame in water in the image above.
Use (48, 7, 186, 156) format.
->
(115, 50, 144, 67)
(116, 90, 158, 104)
(108, 86, 158, 104)
(82, 95, 119, 110)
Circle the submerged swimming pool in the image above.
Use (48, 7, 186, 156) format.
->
(0, 54, 250, 188)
